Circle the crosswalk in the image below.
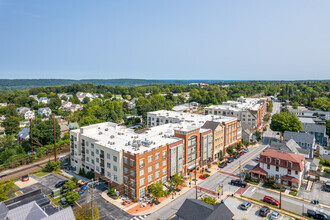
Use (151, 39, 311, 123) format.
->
(130, 215, 149, 220)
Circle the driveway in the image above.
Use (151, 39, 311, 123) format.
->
(298, 181, 330, 206)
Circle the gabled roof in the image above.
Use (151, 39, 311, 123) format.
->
(0, 202, 9, 219)
(41, 207, 75, 220)
(302, 124, 326, 134)
(250, 164, 268, 176)
(202, 121, 222, 131)
(5, 201, 48, 220)
(283, 131, 315, 145)
(17, 127, 30, 139)
(176, 199, 234, 220)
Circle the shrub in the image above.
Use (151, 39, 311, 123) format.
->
(291, 187, 298, 192)
(324, 168, 330, 174)
(201, 196, 218, 205)
(272, 182, 281, 189)
(108, 186, 116, 196)
(326, 160, 330, 166)
(114, 197, 118, 200)
(207, 162, 211, 169)
(133, 197, 137, 202)
(86, 171, 95, 179)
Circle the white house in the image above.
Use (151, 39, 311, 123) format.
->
(38, 107, 52, 117)
(0, 103, 7, 107)
(16, 107, 35, 120)
(38, 97, 51, 104)
(250, 149, 306, 188)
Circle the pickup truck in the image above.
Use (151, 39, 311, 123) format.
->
(307, 209, 329, 220)
(230, 179, 247, 187)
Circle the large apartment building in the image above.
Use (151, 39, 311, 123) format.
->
(70, 122, 213, 199)
(204, 96, 267, 129)
(147, 110, 241, 156)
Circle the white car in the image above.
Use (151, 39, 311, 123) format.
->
(255, 155, 260, 161)
(270, 211, 279, 219)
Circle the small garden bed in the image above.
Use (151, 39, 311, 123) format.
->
(289, 191, 297, 196)
(199, 173, 210, 180)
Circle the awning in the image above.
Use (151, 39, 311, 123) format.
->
(250, 165, 268, 176)
(281, 175, 299, 183)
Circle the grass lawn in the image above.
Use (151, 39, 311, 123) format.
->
(15, 191, 23, 196)
(47, 194, 61, 206)
(33, 171, 49, 177)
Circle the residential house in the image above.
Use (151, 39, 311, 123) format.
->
(176, 198, 234, 220)
(61, 101, 73, 109)
(302, 124, 328, 147)
(68, 122, 79, 130)
(19, 121, 30, 128)
(270, 139, 310, 158)
(16, 107, 35, 120)
(242, 128, 254, 143)
(0, 103, 7, 107)
(58, 93, 73, 100)
(250, 149, 306, 188)
(123, 99, 135, 109)
(38, 97, 51, 104)
(17, 127, 30, 144)
(29, 95, 39, 102)
(283, 131, 315, 158)
(38, 107, 52, 117)
(76, 92, 93, 102)
(57, 119, 69, 136)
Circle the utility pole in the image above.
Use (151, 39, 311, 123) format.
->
(91, 178, 94, 220)
(195, 144, 198, 199)
(53, 114, 57, 161)
(29, 119, 33, 162)
(279, 175, 282, 209)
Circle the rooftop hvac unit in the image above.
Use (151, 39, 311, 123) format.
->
(105, 128, 108, 131)
(128, 141, 131, 145)
(125, 143, 128, 146)
(98, 132, 102, 135)
(110, 135, 115, 139)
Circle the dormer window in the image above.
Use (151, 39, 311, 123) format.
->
(288, 162, 292, 168)
(275, 159, 279, 165)
(266, 158, 271, 163)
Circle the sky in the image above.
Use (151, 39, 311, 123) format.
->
(0, 0, 329, 80)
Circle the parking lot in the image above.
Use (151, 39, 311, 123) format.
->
(224, 197, 294, 220)
(298, 182, 330, 205)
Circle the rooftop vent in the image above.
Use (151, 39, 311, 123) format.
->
(98, 132, 102, 135)
(105, 128, 108, 131)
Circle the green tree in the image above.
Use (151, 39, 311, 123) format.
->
(169, 173, 186, 191)
(74, 203, 100, 220)
(326, 120, 330, 137)
(32, 116, 61, 145)
(218, 150, 224, 161)
(49, 97, 61, 110)
(83, 97, 90, 104)
(0, 181, 17, 201)
(291, 102, 299, 109)
(236, 142, 242, 152)
(263, 113, 271, 123)
(2, 116, 20, 135)
(270, 112, 302, 134)
(62, 181, 77, 192)
(201, 196, 218, 205)
(65, 191, 80, 205)
(226, 146, 234, 157)
(149, 182, 166, 201)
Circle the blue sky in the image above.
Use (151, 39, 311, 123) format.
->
(0, 0, 329, 80)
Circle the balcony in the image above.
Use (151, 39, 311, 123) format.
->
(100, 159, 104, 167)
(100, 153, 104, 159)
(81, 150, 85, 154)
(81, 158, 85, 162)
(81, 142, 85, 146)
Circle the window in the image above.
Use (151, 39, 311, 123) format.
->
(91, 143, 94, 148)
(163, 168, 166, 175)
(130, 159, 135, 167)
(140, 169, 144, 176)
(276, 166, 279, 172)
(86, 141, 89, 146)
(148, 174, 153, 182)
(124, 157, 128, 164)
(92, 159, 95, 164)
(91, 152, 94, 156)
(107, 163, 111, 168)
(288, 169, 291, 175)
(267, 164, 270, 169)
(163, 151, 166, 159)
(148, 155, 153, 163)
(162, 176, 167, 183)
(124, 167, 128, 174)
(275, 160, 279, 165)
(96, 158, 99, 163)
(266, 158, 270, 163)
(87, 157, 89, 162)
(140, 159, 145, 168)
(107, 153, 110, 159)
(130, 179, 135, 186)
(155, 153, 160, 160)
(124, 176, 128, 183)
(96, 149, 99, 154)
(107, 172, 111, 178)
(288, 162, 292, 168)
(155, 163, 160, 169)
(163, 160, 166, 166)
(114, 175, 118, 181)
(148, 166, 153, 173)
(155, 171, 160, 179)
(113, 156, 117, 162)
(130, 170, 135, 177)
(139, 188, 145, 198)
(86, 149, 89, 154)
(140, 178, 145, 186)
(114, 165, 117, 172)
(96, 166, 99, 172)
(295, 171, 298, 175)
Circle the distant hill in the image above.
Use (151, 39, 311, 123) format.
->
(0, 79, 235, 91)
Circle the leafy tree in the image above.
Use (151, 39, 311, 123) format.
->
(74, 203, 100, 220)
(38, 92, 47, 98)
(2, 116, 20, 135)
(326, 120, 330, 137)
(0, 181, 17, 201)
(83, 97, 90, 104)
(149, 182, 166, 201)
(201, 196, 218, 205)
(218, 150, 224, 161)
(49, 97, 61, 110)
(79, 115, 100, 126)
(236, 142, 242, 152)
(32, 116, 61, 145)
(263, 113, 271, 122)
(291, 102, 299, 109)
(0, 135, 25, 165)
(169, 173, 186, 191)
(312, 97, 330, 111)
(44, 160, 61, 172)
(226, 146, 234, 157)
(65, 191, 80, 205)
(63, 181, 77, 192)
(270, 112, 302, 134)
(72, 177, 78, 185)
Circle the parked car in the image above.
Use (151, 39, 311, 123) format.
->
(270, 211, 280, 219)
(81, 186, 88, 191)
(255, 155, 260, 161)
(307, 209, 329, 220)
(21, 175, 29, 182)
(78, 189, 85, 195)
(259, 206, 270, 217)
(264, 196, 279, 206)
(227, 157, 234, 163)
(234, 153, 241, 159)
(218, 162, 227, 168)
(55, 180, 68, 188)
(240, 201, 251, 210)
(239, 151, 245, 156)
(324, 180, 330, 192)
(230, 179, 247, 187)
(243, 148, 249, 153)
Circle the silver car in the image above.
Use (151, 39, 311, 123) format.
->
(240, 201, 251, 210)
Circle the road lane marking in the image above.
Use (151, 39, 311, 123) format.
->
(231, 131, 273, 173)
(251, 187, 256, 193)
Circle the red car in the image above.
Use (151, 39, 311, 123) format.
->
(264, 196, 279, 206)
(239, 151, 245, 155)
(22, 175, 29, 182)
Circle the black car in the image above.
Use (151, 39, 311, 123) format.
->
(218, 162, 227, 168)
(55, 180, 68, 188)
(230, 179, 247, 187)
(227, 157, 234, 163)
(259, 206, 270, 217)
(307, 209, 329, 220)
(234, 153, 240, 159)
